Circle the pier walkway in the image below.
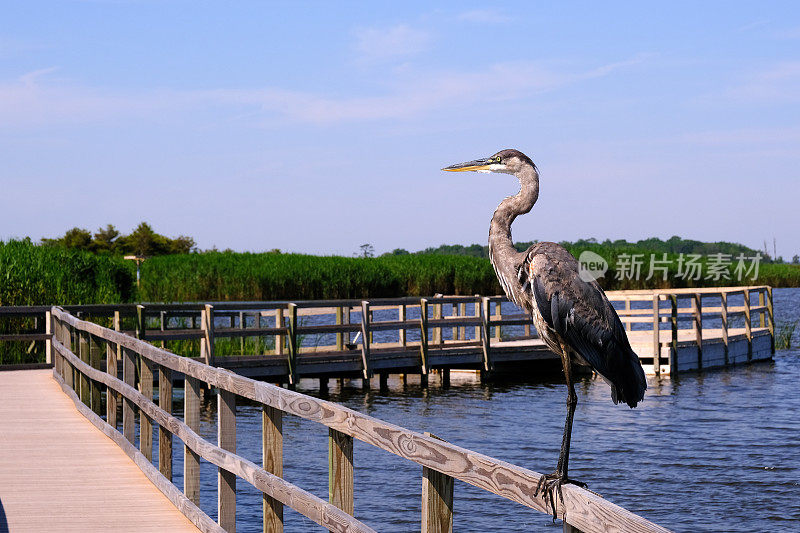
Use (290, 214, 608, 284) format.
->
(0, 369, 199, 532)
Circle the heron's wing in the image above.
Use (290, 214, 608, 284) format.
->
(526, 242, 646, 407)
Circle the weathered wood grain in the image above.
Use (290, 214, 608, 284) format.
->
(218, 389, 237, 532)
(122, 346, 136, 443)
(263, 404, 284, 532)
(140, 355, 154, 461)
(329, 428, 354, 520)
(422, 432, 453, 533)
(160, 365, 173, 481)
(185, 375, 201, 505)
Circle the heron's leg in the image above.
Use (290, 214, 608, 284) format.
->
(556, 350, 578, 479)
(535, 346, 586, 520)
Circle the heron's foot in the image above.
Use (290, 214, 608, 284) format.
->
(533, 471, 587, 521)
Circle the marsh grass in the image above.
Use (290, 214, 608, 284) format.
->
(776, 321, 798, 350)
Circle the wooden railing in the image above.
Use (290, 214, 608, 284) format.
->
(1, 296, 536, 378)
(2, 287, 775, 379)
(606, 286, 774, 375)
(49, 306, 669, 533)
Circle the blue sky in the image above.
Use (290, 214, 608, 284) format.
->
(2, 1, 799, 258)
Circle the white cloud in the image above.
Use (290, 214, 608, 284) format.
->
(457, 9, 511, 23)
(352, 24, 430, 63)
(724, 61, 800, 104)
(0, 57, 643, 127)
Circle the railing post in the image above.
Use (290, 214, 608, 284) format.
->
(51, 310, 61, 377)
(160, 310, 166, 349)
(744, 289, 752, 362)
(275, 307, 284, 356)
(89, 333, 103, 415)
(721, 292, 729, 365)
(360, 301, 372, 379)
(65, 325, 75, 389)
(45, 310, 53, 365)
(473, 295, 481, 342)
(49, 312, 59, 376)
(459, 302, 467, 341)
(624, 297, 631, 332)
(336, 306, 344, 351)
(481, 297, 493, 372)
(493, 299, 502, 341)
(263, 405, 284, 532)
(78, 330, 91, 406)
(652, 295, 660, 377)
(159, 365, 173, 481)
(693, 293, 703, 370)
(287, 303, 298, 385)
(433, 296, 442, 346)
(767, 286, 774, 354)
(122, 347, 136, 443)
(218, 389, 237, 532)
(136, 304, 146, 341)
(184, 376, 201, 505)
(201, 304, 215, 366)
(140, 356, 154, 462)
(419, 299, 429, 375)
(399, 304, 407, 347)
(239, 311, 245, 355)
(670, 294, 678, 375)
(329, 428, 354, 524)
(421, 432, 454, 533)
(758, 289, 766, 328)
(105, 332, 118, 429)
(342, 305, 351, 348)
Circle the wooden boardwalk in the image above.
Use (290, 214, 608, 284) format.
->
(0, 369, 199, 533)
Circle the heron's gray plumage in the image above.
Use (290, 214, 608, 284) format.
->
(484, 149, 646, 407)
(444, 147, 647, 514)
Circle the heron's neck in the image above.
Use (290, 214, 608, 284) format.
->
(489, 164, 539, 260)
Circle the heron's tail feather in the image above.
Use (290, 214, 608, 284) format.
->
(610, 344, 647, 408)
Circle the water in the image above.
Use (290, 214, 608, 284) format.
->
(150, 289, 800, 532)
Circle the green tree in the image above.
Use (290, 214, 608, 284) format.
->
(92, 224, 120, 253)
(41, 227, 93, 251)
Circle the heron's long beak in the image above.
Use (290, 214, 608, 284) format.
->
(441, 158, 492, 172)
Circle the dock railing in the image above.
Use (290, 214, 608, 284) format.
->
(607, 286, 774, 375)
(1, 286, 775, 379)
(49, 306, 669, 533)
(1, 296, 537, 380)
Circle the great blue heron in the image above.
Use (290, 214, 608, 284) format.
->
(442, 148, 647, 517)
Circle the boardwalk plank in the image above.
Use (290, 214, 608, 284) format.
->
(0, 369, 200, 532)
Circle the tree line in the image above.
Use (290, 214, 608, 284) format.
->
(41, 222, 195, 257)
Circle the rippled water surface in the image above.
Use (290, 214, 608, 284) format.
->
(157, 289, 800, 532)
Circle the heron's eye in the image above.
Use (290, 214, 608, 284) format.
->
(494, 157, 502, 163)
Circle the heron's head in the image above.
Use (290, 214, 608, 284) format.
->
(441, 148, 535, 175)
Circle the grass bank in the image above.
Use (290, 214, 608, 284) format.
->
(0, 240, 135, 364)
(138, 252, 501, 301)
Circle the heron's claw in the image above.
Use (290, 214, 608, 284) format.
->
(533, 471, 586, 521)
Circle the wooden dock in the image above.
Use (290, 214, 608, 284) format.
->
(0, 286, 775, 386)
(0, 369, 200, 532)
(15, 306, 668, 533)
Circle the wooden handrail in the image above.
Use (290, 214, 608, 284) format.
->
(51, 307, 669, 533)
(52, 337, 374, 533)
